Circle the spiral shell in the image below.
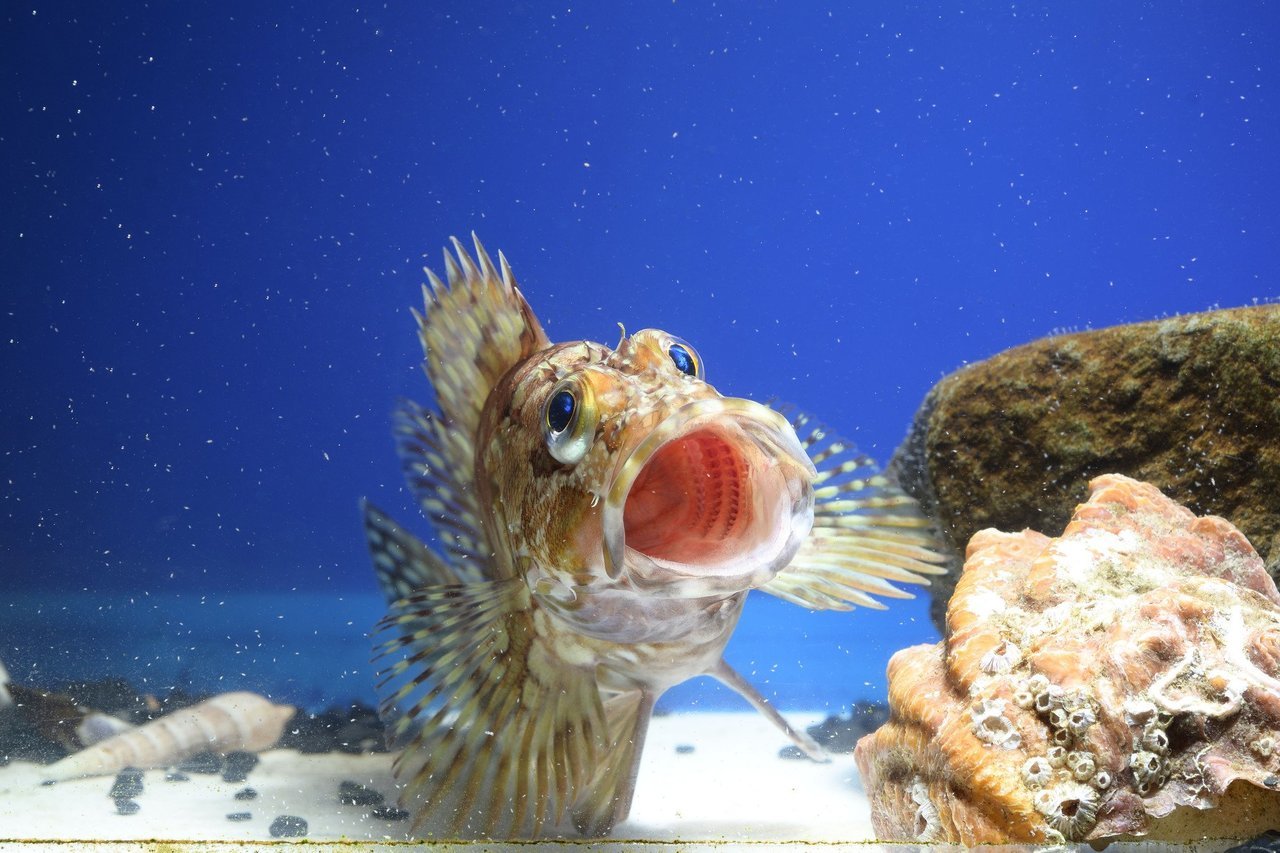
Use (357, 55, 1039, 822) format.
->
(43, 691, 294, 781)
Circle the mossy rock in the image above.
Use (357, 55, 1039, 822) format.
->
(890, 304, 1280, 633)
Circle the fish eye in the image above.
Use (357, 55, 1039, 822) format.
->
(667, 339, 703, 379)
(542, 379, 596, 465)
(546, 389, 576, 435)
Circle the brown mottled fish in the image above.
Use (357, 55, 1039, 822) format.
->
(362, 235, 944, 839)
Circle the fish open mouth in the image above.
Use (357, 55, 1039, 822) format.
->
(602, 398, 815, 593)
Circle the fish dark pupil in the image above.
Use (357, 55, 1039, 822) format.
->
(547, 390, 576, 433)
(669, 344, 696, 376)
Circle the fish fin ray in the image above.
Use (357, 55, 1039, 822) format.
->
(571, 689, 655, 837)
(708, 659, 828, 761)
(417, 234, 550, 445)
(392, 398, 495, 580)
(363, 501, 476, 603)
(373, 579, 606, 838)
(765, 408, 946, 611)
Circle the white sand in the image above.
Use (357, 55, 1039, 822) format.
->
(0, 711, 878, 846)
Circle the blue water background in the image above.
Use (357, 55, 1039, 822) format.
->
(2, 3, 1277, 711)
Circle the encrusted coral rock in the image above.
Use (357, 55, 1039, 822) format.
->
(889, 304, 1280, 633)
(854, 474, 1280, 844)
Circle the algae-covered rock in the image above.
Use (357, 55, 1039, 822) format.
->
(890, 304, 1280, 633)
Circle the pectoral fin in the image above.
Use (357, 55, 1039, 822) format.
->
(374, 576, 606, 838)
(571, 688, 657, 837)
(765, 410, 946, 610)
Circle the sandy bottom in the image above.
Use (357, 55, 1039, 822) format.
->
(0, 711, 876, 846)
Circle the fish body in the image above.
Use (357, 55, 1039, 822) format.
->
(364, 236, 944, 838)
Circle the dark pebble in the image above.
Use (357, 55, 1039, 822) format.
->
(674, 744, 695, 755)
(165, 771, 189, 783)
(777, 745, 809, 761)
(371, 805, 410, 822)
(234, 787, 258, 801)
(269, 815, 308, 838)
(177, 752, 223, 774)
(804, 701, 890, 754)
(109, 769, 144, 800)
(1225, 830, 1280, 853)
(1266, 775, 1279, 788)
(115, 799, 140, 816)
(222, 751, 259, 783)
(338, 780, 384, 806)
(226, 811, 252, 823)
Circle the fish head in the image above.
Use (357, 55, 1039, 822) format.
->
(478, 327, 816, 600)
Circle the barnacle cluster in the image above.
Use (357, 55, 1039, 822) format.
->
(855, 475, 1280, 845)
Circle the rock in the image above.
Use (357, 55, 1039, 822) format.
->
(674, 744, 695, 755)
(222, 750, 259, 783)
(269, 815, 308, 838)
(108, 768, 143, 800)
(889, 305, 1280, 632)
(115, 799, 140, 816)
(371, 805, 410, 822)
(234, 787, 258, 801)
(338, 780, 384, 806)
(177, 752, 222, 774)
(226, 811, 252, 822)
(854, 475, 1280, 845)
(277, 703, 384, 755)
(164, 771, 189, 782)
(806, 701, 889, 754)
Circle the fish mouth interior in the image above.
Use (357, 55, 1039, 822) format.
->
(623, 429, 760, 566)
(603, 400, 814, 589)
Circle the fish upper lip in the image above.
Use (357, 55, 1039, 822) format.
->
(600, 397, 816, 588)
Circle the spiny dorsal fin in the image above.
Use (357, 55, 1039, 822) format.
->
(418, 234, 550, 444)
(764, 409, 947, 611)
(392, 398, 494, 580)
(392, 235, 549, 584)
(374, 580, 607, 838)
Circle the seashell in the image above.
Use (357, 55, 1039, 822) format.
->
(855, 475, 1280, 844)
(43, 691, 294, 782)
(75, 712, 136, 747)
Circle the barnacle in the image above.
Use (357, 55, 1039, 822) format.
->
(853, 475, 1280, 845)
(1034, 782, 1100, 841)
(1066, 751, 1097, 782)
(909, 779, 943, 842)
(1142, 725, 1170, 754)
(1130, 750, 1164, 788)
(970, 698, 1022, 749)
(1027, 673, 1051, 697)
(1022, 755, 1054, 788)
(980, 640, 1023, 674)
(1067, 708, 1096, 736)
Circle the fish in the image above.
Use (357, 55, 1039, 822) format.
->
(42, 691, 294, 781)
(362, 234, 945, 839)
